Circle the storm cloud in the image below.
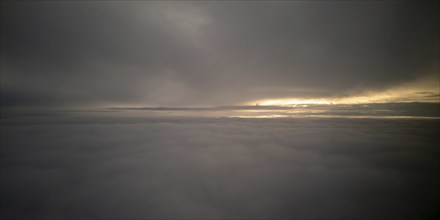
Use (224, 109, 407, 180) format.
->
(1, 1, 438, 107)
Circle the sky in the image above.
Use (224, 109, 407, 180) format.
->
(1, 2, 439, 219)
(1, 1, 439, 109)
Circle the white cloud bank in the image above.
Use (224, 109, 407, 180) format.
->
(1, 115, 439, 219)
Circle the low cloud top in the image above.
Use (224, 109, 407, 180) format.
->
(1, 116, 439, 219)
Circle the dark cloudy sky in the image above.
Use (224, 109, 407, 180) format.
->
(1, 2, 440, 219)
(1, 1, 438, 108)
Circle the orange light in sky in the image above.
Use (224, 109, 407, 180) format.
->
(247, 77, 439, 106)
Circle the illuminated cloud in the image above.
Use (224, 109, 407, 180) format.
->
(250, 73, 440, 105)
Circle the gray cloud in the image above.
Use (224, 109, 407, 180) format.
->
(1, 115, 439, 219)
(1, 1, 438, 107)
(106, 102, 440, 118)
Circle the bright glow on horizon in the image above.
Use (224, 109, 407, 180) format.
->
(253, 99, 333, 106)
(247, 78, 439, 106)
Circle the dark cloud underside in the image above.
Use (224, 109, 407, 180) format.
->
(1, 1, 438, 107)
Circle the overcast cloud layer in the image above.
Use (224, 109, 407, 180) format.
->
(1, 115, 439, 219)
(1, 1, 439, 108)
